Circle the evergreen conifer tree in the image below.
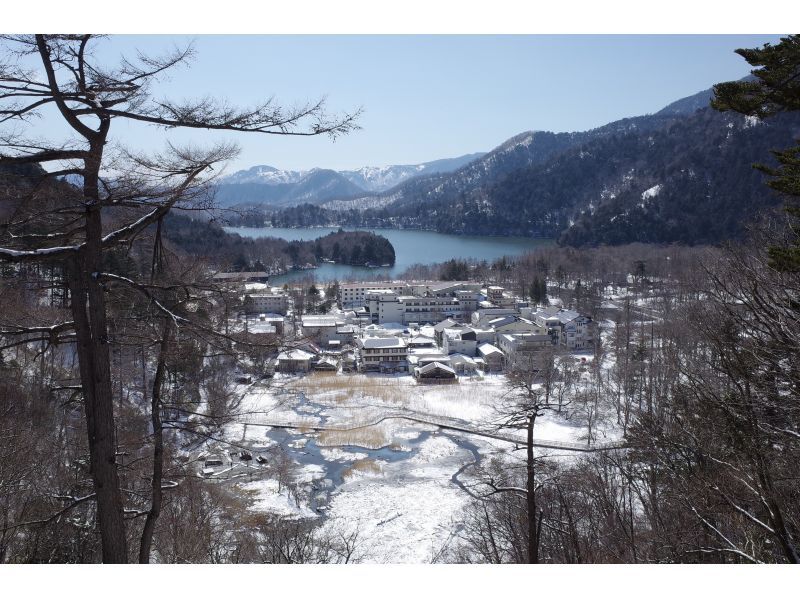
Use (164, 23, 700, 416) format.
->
(712, 35, 800, 271)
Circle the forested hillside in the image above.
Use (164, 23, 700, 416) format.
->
(260, 88, 798, 247)
(164, 214, 395, 271)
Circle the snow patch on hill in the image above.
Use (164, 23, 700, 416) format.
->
(641, 184, 662, 200)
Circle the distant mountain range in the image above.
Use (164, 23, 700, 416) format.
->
(315, 92, 732, 215)
(221, 79, 800, 248)
(215, 153, 485, 207)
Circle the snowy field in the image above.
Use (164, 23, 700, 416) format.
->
(203, 351, 624, 563)
(317, 434, 476, 563)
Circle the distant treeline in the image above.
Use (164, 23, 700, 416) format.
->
(163, 214, 394, 272)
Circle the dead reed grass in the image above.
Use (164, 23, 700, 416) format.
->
(342, 458, 383, 480)
(317, 425, 390, 450)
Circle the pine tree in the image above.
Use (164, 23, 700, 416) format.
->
(538, 277, 548, 305)
(712, 35, 800, 271)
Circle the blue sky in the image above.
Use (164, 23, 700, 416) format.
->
(25, 35, 785, 173)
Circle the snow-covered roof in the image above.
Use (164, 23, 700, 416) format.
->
(277, 349, 314, 361)
(533, 307, 583, 324)
(489, 315, 516, 326)
(247, 323, 276, 335)
(433, 318, 459, 332)
(556, 309, 580, 323)
(478, 343, 503, 357)
(417, 362, 456, 376)
(414, 354, 450, 364)
(244, 282, 269, 292)
(301, 315, 343, 328)
(448, 353, 475, 365)
(314, 356, 339, 367)
(408, 335, 436, 345)
(359, 337, 407, 349)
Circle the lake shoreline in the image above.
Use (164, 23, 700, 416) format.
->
(227, 222, 553, 240)
(225, 226, 554, 284)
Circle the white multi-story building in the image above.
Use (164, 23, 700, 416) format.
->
(397, 295, 465, 324)
(356, 336, 408, 372)
(339, 280, 481, 310)
(340, 282, 412, 309)
(300, 315, 355, 346)
(497, 332, 552, 354)
(363, 290, 472, 325)
(531, 308, 595, 350)
(365, 290, 406, 324)
(244, 293, 289, 315)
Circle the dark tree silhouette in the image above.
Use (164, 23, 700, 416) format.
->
(0, 34, 359, 563)
(712, 34, 800, 271)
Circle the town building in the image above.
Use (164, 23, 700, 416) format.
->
(363, 290, 472, 325)
(339, 280, 481, 311)
(471, 307, 519, 327)
(415, 361, 457, 383)
(299, 315, 353, 345)
(477, 343, 504, 372)
(244, 293, 289, 315)
(213, 271, 270, 284)
(449, 353, 478, 375)
(356, 336, 408, 373)
(531, 308, 595, 350)
(497, 332, 553, 368)
(433, 318, 462, 345)
(276, 348, 314, 373)
(442, 327, 478, 356)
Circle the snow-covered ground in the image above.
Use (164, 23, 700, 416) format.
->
(203, 314, 631, 563)
(318, 434, 475, 563)
(209, 363, 623, 562)
(238, 478, 317, 519)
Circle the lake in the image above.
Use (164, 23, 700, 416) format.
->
(225, 226, 553, 283)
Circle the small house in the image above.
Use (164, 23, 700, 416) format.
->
(415, 361, 457, 383)
(477, 343, 504, 372)
(276, 348, 314, 373)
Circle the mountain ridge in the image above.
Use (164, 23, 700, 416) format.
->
(262, 81, 799, 247)
(215, 152, 486, 207)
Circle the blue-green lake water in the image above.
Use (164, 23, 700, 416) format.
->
(225, 226, 552, 283)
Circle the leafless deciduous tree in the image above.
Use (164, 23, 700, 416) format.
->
(0, 34, 359, 563)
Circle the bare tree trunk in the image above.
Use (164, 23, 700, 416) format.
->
(67, 224, 128, 563)
(139, 319, 173, 563)
(526, 414, 539, 564)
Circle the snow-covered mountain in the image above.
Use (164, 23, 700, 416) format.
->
(214, 168, 365, 208)
(222, 165, 306, 186)
(216, 152, 485, 207)
(338, 153, 485, 192)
